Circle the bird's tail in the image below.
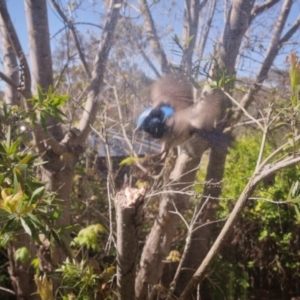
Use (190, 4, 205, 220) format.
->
(192, 128, 231, 148)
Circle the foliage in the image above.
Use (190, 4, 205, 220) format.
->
(35, 275, 55, 300)
(72, 224, 107, 252)
(29, 86, 68, 131)
(56, 258, 115, 300)
(289, 52, 300, 106)
(205, 56, 300, 298)
(0, 106, 60, 246)
(207, 133, 300, 298)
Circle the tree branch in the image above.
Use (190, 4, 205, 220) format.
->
(250, 0, 280, 21)
(50, 0, 92, 79)
(0, 0, 59, 153)
(0, 71, 20, 92)
(196, 0, 216, 68)
(138, 47, 161, 77)
(278, 14, 300, 46)
(0, 0, 31, 100)
(181, 0, 202, 73)
(179, 153, 300, 299)
(137, 0, 170, 73)
(236, 0, 294, 120)
(77, 0, 122, 144)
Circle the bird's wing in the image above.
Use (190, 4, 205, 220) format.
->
(151, 73, 194, 111)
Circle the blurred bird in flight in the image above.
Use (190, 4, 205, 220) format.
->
(135, 73, 227, 159)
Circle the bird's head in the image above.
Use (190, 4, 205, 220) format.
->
(135, 105, 175, 139)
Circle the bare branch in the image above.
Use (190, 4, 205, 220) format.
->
(0, 13, 18, 105)
(278, 14, 300, 46)
(196, 0, 216, 64)
(0, 0, 63, 154)
(181, 0, 206, 73)
(50, 0, 92, 79)
(237, 0, 294, 119)
(137, 0, 170, 73)
(0, 71, 19, 92)
(0, 0, 31, 99)
(250, 0, 280, 21)
(221, 88, 264, 131)
(77, 0, 122, 144)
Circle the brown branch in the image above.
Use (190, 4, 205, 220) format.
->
(196, 0, 216, 62)
(250, 0, 280, 21)
(0, 71, 20, 91)
(137, 0, 170, 73)
(77, 0, 122, 144)
(0, 0, 60, 153)
(278, 14, 300, 46)
(181, 0, 208, 73)
(236, 0, 294, 120)
(179, 154, 300, 299)
(0, 0, 31, 100)
(50, 0, 92, 79)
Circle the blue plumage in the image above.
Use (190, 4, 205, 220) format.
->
(136, 105, 175, 139)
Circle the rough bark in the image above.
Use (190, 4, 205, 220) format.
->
(77, 0, 122, 142)
(115, 187, 146, 300)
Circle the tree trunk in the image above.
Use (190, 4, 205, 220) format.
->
(175, 0, 255, 295)
(135, 139, 208, 299)
(24, 0, 64, 141)
(0, 12, 19, 106)
(115, 187, 146, 300)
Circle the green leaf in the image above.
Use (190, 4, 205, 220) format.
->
(14, 247, 30, 263)
(8, 138, 20, 155)
(29, 186, 45, 204)
(20, 217, 32, 236)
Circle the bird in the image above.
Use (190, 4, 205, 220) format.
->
(135, 73, 226, 158)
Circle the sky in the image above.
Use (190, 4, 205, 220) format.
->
(2, 0, 300, 85)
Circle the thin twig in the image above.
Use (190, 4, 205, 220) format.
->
(221, 88, 264, 131)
